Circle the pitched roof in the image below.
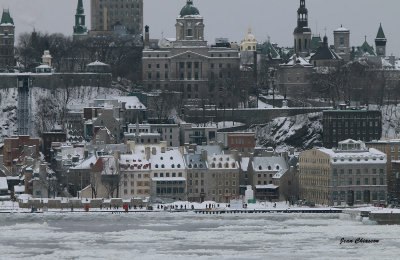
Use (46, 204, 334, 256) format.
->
(260, 41, 280, 59)
(310, 36, 341, 61)
(310, 35, 322, 52)
(1, 9, 14, 25)
(376, 23, 386, 39)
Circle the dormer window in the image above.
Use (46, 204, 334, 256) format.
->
(161, 164, 165, 168)
(225, 163, 229, 168)
(172, 164, 175, 168)
(177, 164, 181, 168)
(218, 163, 222, 168)
(170, 157, 173, 160)
(276, 165, 280, 170)
(268, 166, 272, 170)
(259, 166, 262, 170)
(155, 164, 159, 168)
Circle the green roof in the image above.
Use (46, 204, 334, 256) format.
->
(310, 36, 322, 52)
(1, 9, 14, 25)
(360, 40, 375, 55)
(76, 0, 84, 15)
(376, 23, 386, 39)
(260, 41, 280, 59)
(180, 0, 200, 17)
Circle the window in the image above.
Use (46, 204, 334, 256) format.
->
(356, 191, 361, 201)
(364, 178, 369, 185)
(348, 178, 352, 185)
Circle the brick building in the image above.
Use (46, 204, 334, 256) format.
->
(3, 136, 40, 170)
(323, 108, 382, 148)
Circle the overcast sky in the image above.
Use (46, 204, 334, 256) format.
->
(1, 0, 399, 56)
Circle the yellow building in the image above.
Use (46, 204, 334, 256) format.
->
(240, 28, 258, 51)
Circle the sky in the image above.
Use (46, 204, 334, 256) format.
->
(0, 0, 399, 56)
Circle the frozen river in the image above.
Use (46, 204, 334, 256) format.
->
(0, 212, 399, 259)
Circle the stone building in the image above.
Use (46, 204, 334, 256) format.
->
(119, 153, 151, 199)
(142, 0, 240, 105)
(322, 108, 382, 149)
(293, 0, 312, 57)
(206, 153, 239, 203)
(278, 55, 313, 98)
(0, 9, 15, 70)
(299, 139, 387, 206)
(333, 26, 350, 62)
(90, 0, 143, 35)
(366, 140, 400, 202)
(185, 152, 208, 202)
(3, 136, 40, 170)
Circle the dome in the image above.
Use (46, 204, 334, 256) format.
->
(243, 28, 257, 43)
(180, 0, 200, 17)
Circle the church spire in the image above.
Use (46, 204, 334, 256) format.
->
(73, 0, 87, 37)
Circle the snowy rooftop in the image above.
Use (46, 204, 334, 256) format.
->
(241, 157, 250, 171)
(119, 154, 150, 171)
(14, 185, 25, 193)
(255, 184, 278, 189)
(184, 154, 207, 169)
(70, 154, 97, 170)
(117, 96, 146, 110)
(207, 154, 238, 169)
(152, 177, 186, 182)
(0, 177, 8, 190)
(252, 156, 288, 172)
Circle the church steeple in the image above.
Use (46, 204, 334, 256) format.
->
(73, 0, 87, 37)
(293, 0, 312, 57)
(375, 23, 387, 56)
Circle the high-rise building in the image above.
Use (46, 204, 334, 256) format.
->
(375, 23, 387, 56)
(293, 0, 312, 57)
(90, 0, 143, 35)
(0, 9, 15, 70)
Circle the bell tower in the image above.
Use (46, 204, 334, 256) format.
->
(375, 23, 387, 57)
(293, 0, 312, 57)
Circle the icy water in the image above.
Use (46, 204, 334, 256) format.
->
(0, 212, 399, 260)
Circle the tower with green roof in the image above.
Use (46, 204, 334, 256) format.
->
(375, 23, 387, 56)
(175, 0, 206, 47)
(73, 0, 87, 39)
(0, 9, 15, 70)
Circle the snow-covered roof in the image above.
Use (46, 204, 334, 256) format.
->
(282, 55, 312, 67)
(253, 157, 288, 172)
(184, 154, 207, 169)
(318, 147, 386, 164)
(255, 184, 278, 189)
(14, 185, 25, 193)
(87, 60, 108, 66)
(70, 154, 97, 170)
(117, 96, 146, 109)
(334, 26, 350, 32)
(207, 154, 238, 169)
(152, 148, 185, 171)
(119, 154, 150, 171)
(152, 177, 186, 182)
(36, 64, 51, 69)
(0, 177, 8, 190)
(241, 157, 250, 171)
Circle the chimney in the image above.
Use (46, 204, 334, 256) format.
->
(114, 151, 120, 160)
(144, 25, 150, 49)
(84, 150, 89, 159)
(282, 152, 288, 161)
(145, 147, 150, 160)
(178, 146, 184, 156)
(201, 150, 208, 162)
(161, 146, 166, 153)
(289, 147, 295, 155)
(152, 147, 156, 155)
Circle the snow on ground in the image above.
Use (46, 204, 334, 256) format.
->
(0, 88, 18, 141)
(257, 100, 273, 109)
